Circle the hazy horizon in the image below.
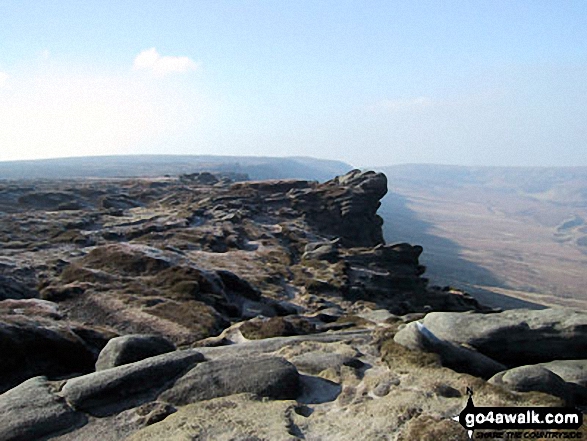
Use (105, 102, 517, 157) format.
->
(1, 1, 586, 167)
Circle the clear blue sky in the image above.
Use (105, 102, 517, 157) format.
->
(1, 0, 586, 166)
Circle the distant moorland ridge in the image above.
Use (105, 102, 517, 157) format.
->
(0, 155, 352, 182)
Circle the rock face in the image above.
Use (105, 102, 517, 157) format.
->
(289, 169, 388, 247)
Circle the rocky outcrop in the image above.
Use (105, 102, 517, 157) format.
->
(0, 169, 515, 440)
(290, 169, 388, 247)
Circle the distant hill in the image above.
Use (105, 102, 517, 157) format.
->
(0, 155, 353, 182)
(377, 164, 587, 309)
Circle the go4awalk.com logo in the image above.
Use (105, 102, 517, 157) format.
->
(453, 388, 583, 439)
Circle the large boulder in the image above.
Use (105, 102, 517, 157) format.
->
(538, 360, 587, 387)
(0, 376, 84, 441)
(61, 350, 204, 416)
(421, 308, 587, 366)
(158, 356, 301, 406)
(488, 365, 572, 404)
(394, 321, 506, 379)
(95, 334, 176, 371)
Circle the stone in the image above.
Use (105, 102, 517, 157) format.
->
(302, 240, 340, 262)
(61, 350, 204, 416)
(0, 275, 36, 300)
(0, 376, 84, 441)
(217, 269, 261, 301)
(421, 308, 587, 366)
(158, 356, 301, 406)
(95, 334, 176, 371)
(488, 365, 572, 403)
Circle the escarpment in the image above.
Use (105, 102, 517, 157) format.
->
(0, 170, 583, 440)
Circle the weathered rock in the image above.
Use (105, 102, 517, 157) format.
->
(0, 298, 62, 319)
(302, 240, 340, 262)
(239, 316, 316, 340)
(61, 350, 204, 416)
(17, 191, 78, 211)
(421, 308, 587, 366)
(538, 359, 587, 387)
(488, 365, 572, 403)
(158, 356, 301, 406)
(0, 316, 102, 393)
(95, 334, 176, 371)
(290, 169, 387, 247)
(217, 269, 261, 301)
(100, 194, 140, 210)
(0, 376, 85, 441)
(394, 321, 506, 379)
(0, 275, 36, 300)
(290, 351, 363, 374)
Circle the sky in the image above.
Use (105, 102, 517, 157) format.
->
(0, 1, 586, 167)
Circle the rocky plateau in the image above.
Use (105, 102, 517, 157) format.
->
(0, 169, 585, 440)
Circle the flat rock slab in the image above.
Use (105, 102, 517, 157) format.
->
(422, 308, 587, 366)
(61, 350, 204, 416)
(159, 356, 300, 406)
(0, 376, 84, 441)
(95, 334, 176, 371)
